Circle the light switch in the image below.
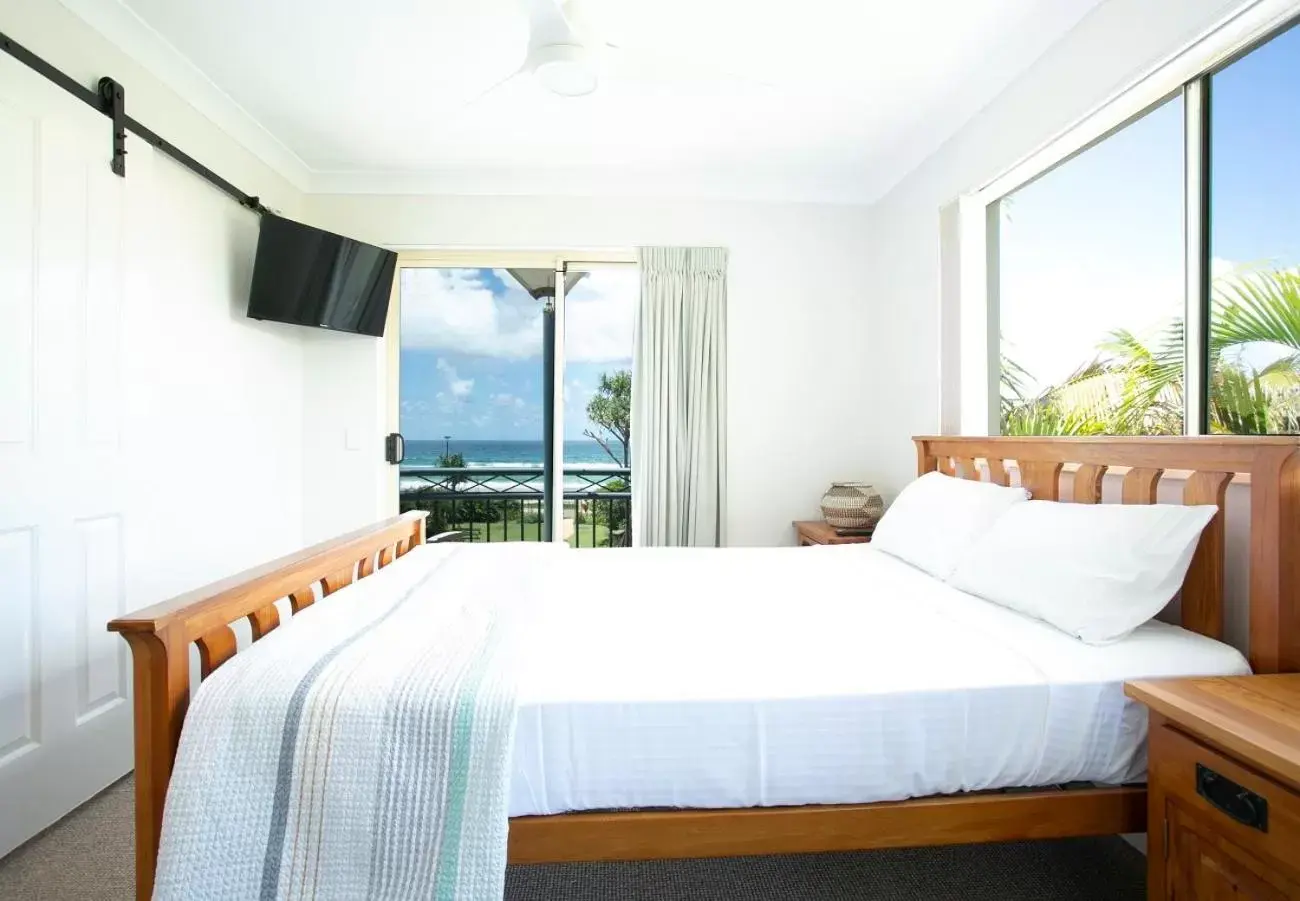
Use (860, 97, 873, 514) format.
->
(345, 428, 361, 451)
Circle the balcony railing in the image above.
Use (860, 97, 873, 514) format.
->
(399, 466, 631, 548)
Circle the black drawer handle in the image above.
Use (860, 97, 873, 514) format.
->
(1197, 763, 1268, 833)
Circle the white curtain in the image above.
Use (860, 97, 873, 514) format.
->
(631, 247, 728, 547)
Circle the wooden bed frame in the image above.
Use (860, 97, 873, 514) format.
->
(108, 436, 1300, 899)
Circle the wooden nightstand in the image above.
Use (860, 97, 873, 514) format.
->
(792, 520, 873, 546)
(1125, 675, 1300, 900)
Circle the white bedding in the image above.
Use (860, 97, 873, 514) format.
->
(508, 544, 1249, 816)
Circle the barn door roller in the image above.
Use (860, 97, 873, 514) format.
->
(0, 29, 268, 214)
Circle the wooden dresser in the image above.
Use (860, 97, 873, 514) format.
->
(1126, 675, 1300, 900)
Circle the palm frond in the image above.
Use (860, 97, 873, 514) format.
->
(1211, 269, 1300, 355)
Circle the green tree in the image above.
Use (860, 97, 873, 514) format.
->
(438, 451, 467, 492)
(585, 370, 630, 466)
(1002, 267, 1300, 436)
(585, 370, 631, 546)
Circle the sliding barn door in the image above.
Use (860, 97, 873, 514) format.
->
(0, 57, 133, 856)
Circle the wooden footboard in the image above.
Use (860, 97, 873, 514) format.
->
(107, 511, 427, 901)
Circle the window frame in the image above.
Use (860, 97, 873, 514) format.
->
(955, 0, 1300, 437)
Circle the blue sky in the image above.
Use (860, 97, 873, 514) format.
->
(1000, 20, 1300, 394)
(399, 267, 636, 441)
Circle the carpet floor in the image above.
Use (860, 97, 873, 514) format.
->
(0, 776, 1146, 900)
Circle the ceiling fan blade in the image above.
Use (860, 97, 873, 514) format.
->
(518, 0, 578, 49)
(459, 65, 528, 113)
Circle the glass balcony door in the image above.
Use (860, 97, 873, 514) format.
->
(393, 256, 636, 547)
(396, 266, 551, 542)
(559, 264, 637, 547)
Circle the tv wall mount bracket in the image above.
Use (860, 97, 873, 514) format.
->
(1, 29, 269, 215)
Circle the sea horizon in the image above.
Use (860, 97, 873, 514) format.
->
(402, 438, 627, 469)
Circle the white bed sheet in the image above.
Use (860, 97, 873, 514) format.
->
(508, 545, 1249, 817)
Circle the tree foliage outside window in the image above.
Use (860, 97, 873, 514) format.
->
(585, 369, 631, 545)
(1001, 269, 1300, 435)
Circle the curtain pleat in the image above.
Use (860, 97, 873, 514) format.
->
(631, 247, 728, 547)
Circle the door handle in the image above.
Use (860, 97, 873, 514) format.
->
(385, 433, 405, 465)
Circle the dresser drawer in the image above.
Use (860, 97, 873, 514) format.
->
(1151, 723, 1300, 880)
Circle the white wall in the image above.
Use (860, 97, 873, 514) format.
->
(0, 0, 307, 846)
(300, 194, 874, 547)
(864, 0, 1251, 494)
(5, 0, 307, 570)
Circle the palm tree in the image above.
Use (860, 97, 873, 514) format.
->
(1001, 266, 1300, 435)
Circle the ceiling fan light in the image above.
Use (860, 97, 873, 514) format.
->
(533, 44, 598, 97)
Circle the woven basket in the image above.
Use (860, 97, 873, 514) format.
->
(820, 482, 885, 529)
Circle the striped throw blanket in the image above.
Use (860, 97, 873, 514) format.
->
(154, 543, 552, 901)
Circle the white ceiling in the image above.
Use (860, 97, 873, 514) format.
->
(60, 0, 1104, 203)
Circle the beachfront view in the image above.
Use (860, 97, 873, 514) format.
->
(398, 266, 636, 547)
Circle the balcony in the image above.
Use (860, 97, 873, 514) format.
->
(399, 466, 631, 548)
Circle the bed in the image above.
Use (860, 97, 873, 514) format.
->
(109, 436, 1300, 900)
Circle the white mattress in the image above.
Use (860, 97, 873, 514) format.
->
(508, 545, 1249, 817)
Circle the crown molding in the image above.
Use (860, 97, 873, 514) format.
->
(56, 0, 312, 192)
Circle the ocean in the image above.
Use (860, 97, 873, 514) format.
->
(403, 439, 626, 468)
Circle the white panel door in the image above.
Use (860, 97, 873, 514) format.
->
(0, 57, 133, 857)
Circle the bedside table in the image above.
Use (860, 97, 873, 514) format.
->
(1125, 675, 1300, 900)
(793, 520, 872, 547)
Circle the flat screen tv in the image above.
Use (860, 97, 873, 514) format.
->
(246, 214, 397, 337)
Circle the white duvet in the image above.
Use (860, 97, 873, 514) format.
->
(508, 544, 1249, 816)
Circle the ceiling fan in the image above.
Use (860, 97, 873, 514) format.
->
(470, 0, 768, 101)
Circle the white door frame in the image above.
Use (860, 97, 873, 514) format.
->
(384, 252, 636, 540)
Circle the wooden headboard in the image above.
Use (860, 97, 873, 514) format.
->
(914, 436, 1300, 675)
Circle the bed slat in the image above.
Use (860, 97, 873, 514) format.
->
(289, 588, 315, 614)
(985, 458, 1010, 487)
(321, 566, 354, 597)
(196, 625, 237, 678)
(247, 604, 280, 641)
(1019, 460, 1063, 500)
(953, 457, 980, 480)
(1071, 464, 1107, 504)
(358, 554, 375, 579)
(1121, 468, 1163, 504)
(1181, 471, 1232, 640)
(378, 545, 395, 569)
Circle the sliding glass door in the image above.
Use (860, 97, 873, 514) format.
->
(561, 265, 637, 547)
(393, 255, 636, 546)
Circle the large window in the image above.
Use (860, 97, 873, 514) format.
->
(998, 98, 1185, 436)
(985, 13, 1300, 437)
(1208, 22, 1300, 434)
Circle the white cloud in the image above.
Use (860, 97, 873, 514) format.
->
(565, 269, 638, 363)
(565, 377, 593, 409)
(399, 267, 637, 363)
(436, 358, 474, 399)
(403, 269, 541, 359)
(491, 392, 526, 408)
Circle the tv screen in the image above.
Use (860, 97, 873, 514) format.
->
(246, 214, 397, 337)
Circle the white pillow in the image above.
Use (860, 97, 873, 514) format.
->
(870, 471, 1030, 580)
(947, 500, 1218, 645)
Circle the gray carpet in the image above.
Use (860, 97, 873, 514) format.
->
(0, 776, 1145, 900)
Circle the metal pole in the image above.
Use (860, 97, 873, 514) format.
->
(542, 304, 556, 540)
